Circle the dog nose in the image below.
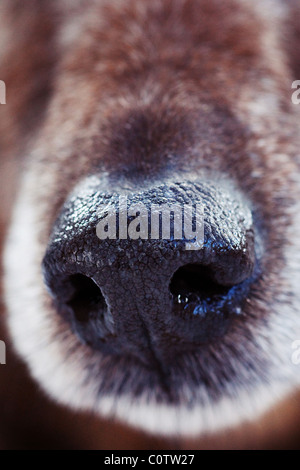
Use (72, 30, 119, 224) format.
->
(43, 180, 257, 362)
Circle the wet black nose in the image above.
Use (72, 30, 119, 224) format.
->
(43, 180, 257, 361)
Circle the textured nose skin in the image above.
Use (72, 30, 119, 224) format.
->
(43, 179, 257, 363)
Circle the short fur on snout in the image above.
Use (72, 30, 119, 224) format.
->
(1, 0, 300, 437)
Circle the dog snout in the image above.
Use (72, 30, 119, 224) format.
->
(42, 179, 257, 363)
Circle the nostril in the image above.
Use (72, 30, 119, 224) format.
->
(169, 263, 253, 342)
(66, 274, 106, 324)
(47, 272, 115, 348)
(170, 264, 233, 304)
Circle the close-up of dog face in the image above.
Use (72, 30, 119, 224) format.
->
(1, 0, 300, 449)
